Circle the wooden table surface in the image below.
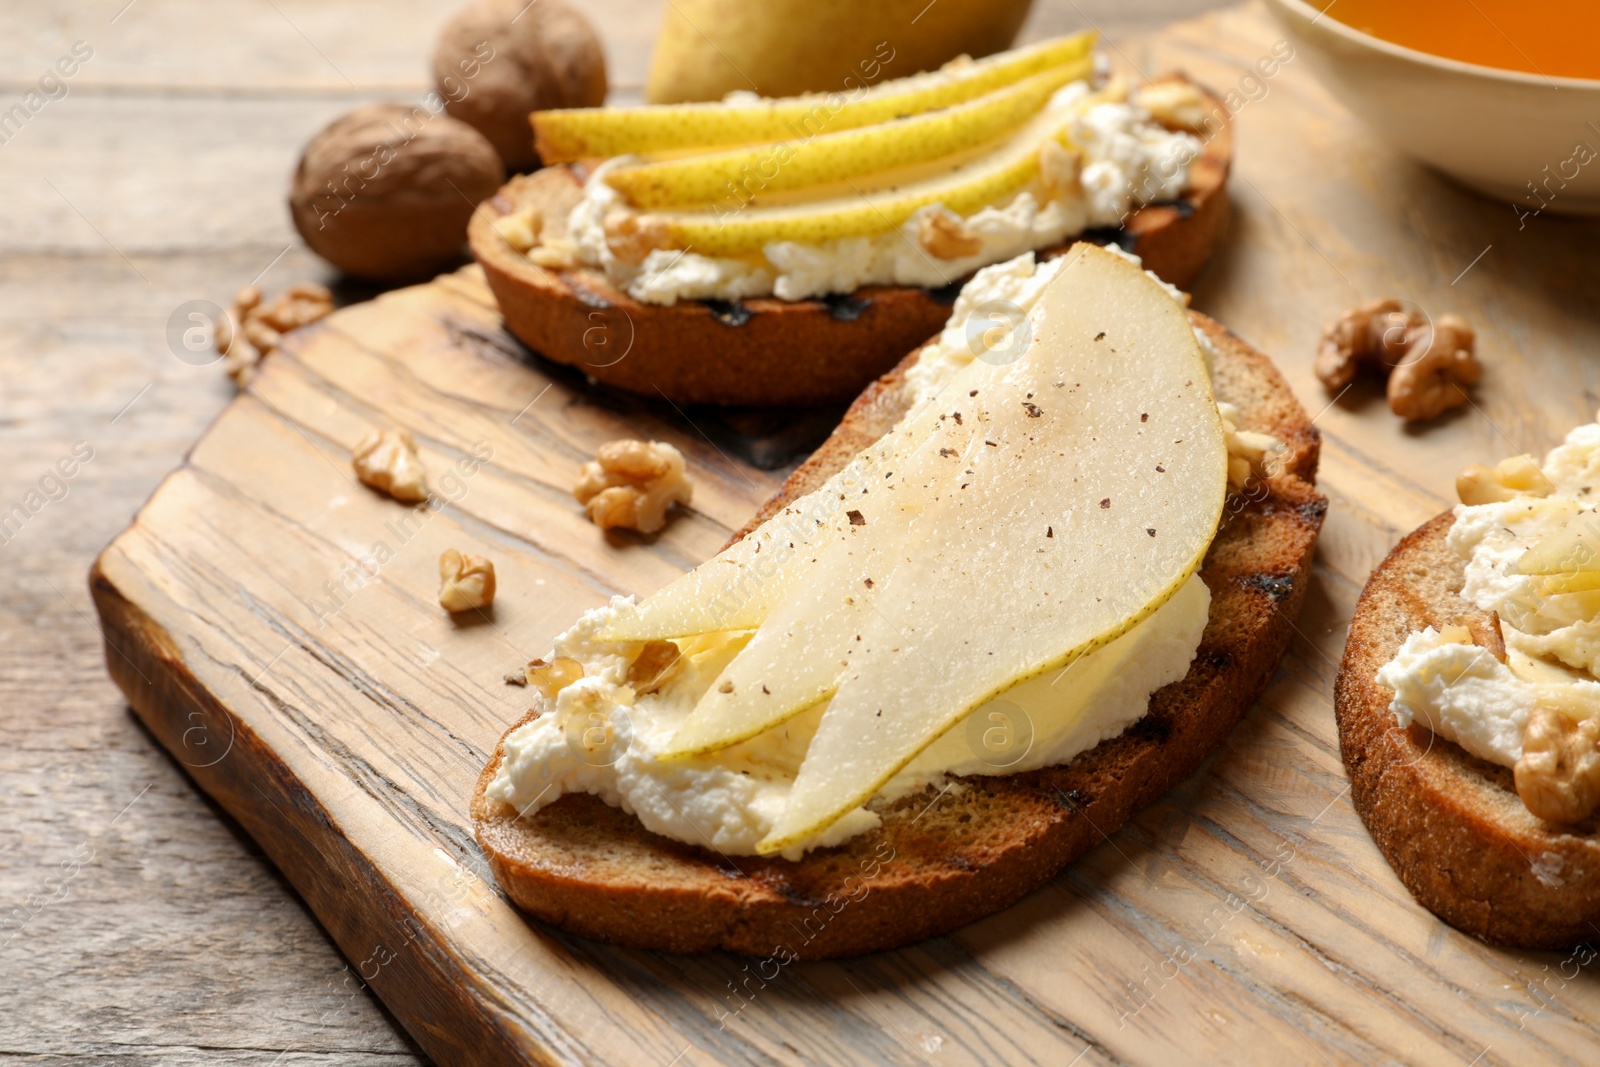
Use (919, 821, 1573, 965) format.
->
(12, 1, 1600, 1065)
(0, 3, 1227, 1064)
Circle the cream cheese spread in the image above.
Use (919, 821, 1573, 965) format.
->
(560, 82, 1202, 306)
(487, 250, 1277, 859)
(1376, 419, 1600, 770)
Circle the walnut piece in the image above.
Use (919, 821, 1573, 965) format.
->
(574, 439, 693, 533)
(1515, 701, 1600, 823)
(1387, 314, 1481, 422)
(438, 548, 496, 612)
(1136, 80, 1210, 132)
(602, 211, 672, 265)
(352, 428, 429, 502)
(1217, 401, 1286, 491)
(1314, 298, 1418, 392)
(1456, 453, 1554, 506)
(219, 282, 334, 387)
(1036, 138, 1082, 200)
(493, 207, 542, 252)
(626, 640, 683, 695)
(1315, 301, 1481, 423)
(918, 208, 984, 260)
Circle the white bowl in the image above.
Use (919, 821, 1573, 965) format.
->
(1265, 0, 1600, 216)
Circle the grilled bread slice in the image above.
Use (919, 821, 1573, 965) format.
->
(1336, 513, 1600, 949)
(468, 74, 1232, 407)
(471, 311, 1324, 958)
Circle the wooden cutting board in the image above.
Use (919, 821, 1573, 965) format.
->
(90, 5, 1600, 1065)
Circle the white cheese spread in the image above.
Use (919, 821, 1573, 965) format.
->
(559, 82, 1201, 306)
(488, 251, 1278, 859)
(1376, 420, 1600, 769)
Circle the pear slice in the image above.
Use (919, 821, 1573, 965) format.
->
(756, 244, 1228, 855)
(604, 61, 1091, 209)
(1512, 512, 1600, 578)
(603, 333, 1004, 643)
(660, 403, 990, 757)
(642, 106, 1071, 256)
(532, 33, 1095, 163)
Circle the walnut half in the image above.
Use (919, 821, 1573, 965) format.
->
(438, 548, 496, 612)
(1387, 314, 1481, 422)
(352, 428, 429, 502)
(574, 439, 693, 534)
(1516, 700, 1600, 824)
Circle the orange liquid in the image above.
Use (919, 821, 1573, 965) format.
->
(1325, 0, 1600, 79)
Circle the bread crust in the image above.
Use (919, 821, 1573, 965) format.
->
(469, 74, 1233, 407)
(1336, 513, 1600, 949)
(471, 312, 1325, 958)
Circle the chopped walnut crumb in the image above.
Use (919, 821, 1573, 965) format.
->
(1457, 454, 1554, 506)
(219, 282, 334, 387)
(352, 428, 428, 502)
(574, 439, 693, 533)
(438, 549, 495, 613)
(918, 207, 984, 260)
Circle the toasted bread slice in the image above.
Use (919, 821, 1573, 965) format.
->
(469, 74, 1232, 407)
(471, 311, 1325, 958)
(1336, 513, 1600, 949)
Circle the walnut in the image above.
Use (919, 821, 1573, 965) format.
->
(218, 282, 334, 387)
(432, 0, 607, 173)
(1036, 138, 1082, 200)
(1314, 298, 1419, 392)
(1456, 454, 1554, 506)
(526, 656, 584, 702)
(918, 208, 984, 260)
(1387, 314, 1481, 422)
(1515, 701, 1600, 823)
(352, 428, 429, 502)
(574, 439, 693, 534)
(438, 549, 496, 612)
(1136, 80, 1210, 132)
(1218, 401, 1286, 491)
(1462, 610, 1508, 664)
(1315, 301, 1481, 423)
(602, 211, 672, 265)
(289, 103, 505, 281)
(493, 206, 542, 252)
(626, 640, 683, 694)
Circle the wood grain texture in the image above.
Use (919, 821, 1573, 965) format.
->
(14, 0, 1600, 1065)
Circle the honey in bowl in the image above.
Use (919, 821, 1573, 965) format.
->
(1326, 0, 1600, 80)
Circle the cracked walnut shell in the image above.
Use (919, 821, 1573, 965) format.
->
(574, 439, 693, 534)
(352, 428, 428, 502)
(439, 549, 496, 612)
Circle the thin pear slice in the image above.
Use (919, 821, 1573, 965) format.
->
(644, 106, 1069, 256)
(533, 33, 1095, 163)
(1512, 511, 1600, 577)
(602, 334, 1001, 643)
(605, 61, 1091, 209)
(758, 245, 1228, 855)
(661, 406, 989, 758)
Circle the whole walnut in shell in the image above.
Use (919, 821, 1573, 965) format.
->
(432, 0, 607, 174)
(289, 103, 505, 281)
